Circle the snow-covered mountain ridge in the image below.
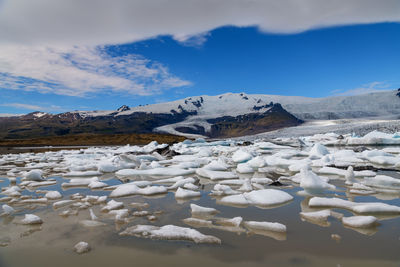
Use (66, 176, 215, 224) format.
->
(76, 90, 400, 120)
(1, 90, 398, 139)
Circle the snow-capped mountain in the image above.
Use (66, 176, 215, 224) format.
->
(76, 89, 400, 120)
(1, 90, 399, 139)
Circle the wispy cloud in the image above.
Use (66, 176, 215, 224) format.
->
(331, 81, 394, 96)
(0, 45, 191, 97)
(0, 103, 62, 112)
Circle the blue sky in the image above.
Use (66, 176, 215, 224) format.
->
(0, 1, 399, 114)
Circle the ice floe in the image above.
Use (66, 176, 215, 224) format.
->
(119, 224, 221, 244)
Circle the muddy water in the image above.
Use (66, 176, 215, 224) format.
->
(0, 173, 399, 267)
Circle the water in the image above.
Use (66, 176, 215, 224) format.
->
(0, 146, 399, 267)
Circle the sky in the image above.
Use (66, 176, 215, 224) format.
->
(0, 0, 399, 114)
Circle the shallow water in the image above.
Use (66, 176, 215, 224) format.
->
(0, 144, 400, 267)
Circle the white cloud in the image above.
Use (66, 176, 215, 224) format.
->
(0, 45, 191, 97)
(0, 0, 399, 46)
(0, 113, 24, 117)
(331, 81, 394, 96)
(0, 103, 61, 111)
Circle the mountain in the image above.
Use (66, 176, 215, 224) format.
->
(1, 90, 399, 139)
(0, 93, 302, 139)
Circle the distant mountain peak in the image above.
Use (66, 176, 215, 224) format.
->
(117, 105, 130, 112)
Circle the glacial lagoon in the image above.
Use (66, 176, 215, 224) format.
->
(1, 131, 400, 267)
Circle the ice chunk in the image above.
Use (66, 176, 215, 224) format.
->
(119, 224, 221, 244)
(203, 160, 229, 171)
(116, 167, 195, 177)
(168, 177, 196, 190)
(300, 167, 335, 194)
(238, 179, 253, 192)
(363, 175, 400, 189)
(23, 170, 44, 181)
(183, 183, 199, 190)
(1, 204, 14, 215)
(211, 184, 240, 196)
(53, 200, 75, 209)
(74, 241, 90, 254)
(45, 191, 62, 200)
(175, 187, 201, 199)
(190, 204, 219, 217)
(345, 166, 356, 185)
(342, 216, 378, 228)
(247, 156, 266, 168)
(236, 163, 254, 174)
(64, 170, 102, 177)
(110, 184, 167, 198)
(109, 209, 129, 222)
(79, 220, 107, 227)
(219, 189, 293, 207)
(243, 189, 293, 207)
(309, 197, 400, 214)
(88, 180, 108, 189)
(232, 149, 252, 163)
(309, 144, 329, 159)
(216, 217, 243, 227)
(243, 221, 286, 232)
(21, 214, 43, 225)
(101, 200, 124, 212)
(196, 168, 238, 180)
(218, 194, 249, 206)
(300, 209, 331, 226)
(26, 180, 57, 188)
(62, 177, 99, 188)
(250, 177, 273, 185)
(89, 209, 98, 220)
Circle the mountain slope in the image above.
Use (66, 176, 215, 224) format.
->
(1, 90, 398, 139)
(0, 95, 302, 139)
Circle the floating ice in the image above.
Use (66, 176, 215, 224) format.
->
(101, 200, 124, 212)
(243, 189, 293, 206)
(88, 180, 108, 189)
(45, 191, 62, 200)
(116, 167, 195, 177)
(203, 160, 229, 171)
(1, 204, 14, 216)
(300, 167, 335, 194)
(119, 224, 221, 244)
(175, 187, 201, 199)
(219, 189, 293, 207)
(309, 197, 400, 214)
(363, 175, 400, 189)
(21, 214, 43, 225)
(216, 216, 243, 227)
(232, 149, 253, 163)
(300, 209, 331, 226)
(211, 184, 240, 196)
(74, 241, 91, 254)
(64, 170, 102, 177)
(62, 177, 99, 188)
(23, 170, 44, 181)
(53, 200, 75, 209)
(342, 216, 378, 228)
(236, 163, 254, 173)
(308, 144, 329, 159)
(109, 209, 129, 222)
(168, 177, 196, 190)
(196, 168, 238, 180)
(110, 183, 167, 198)
(190, 204, 219, 216)
(243, 221, 286, 232)
(79, 220, 107, 227)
